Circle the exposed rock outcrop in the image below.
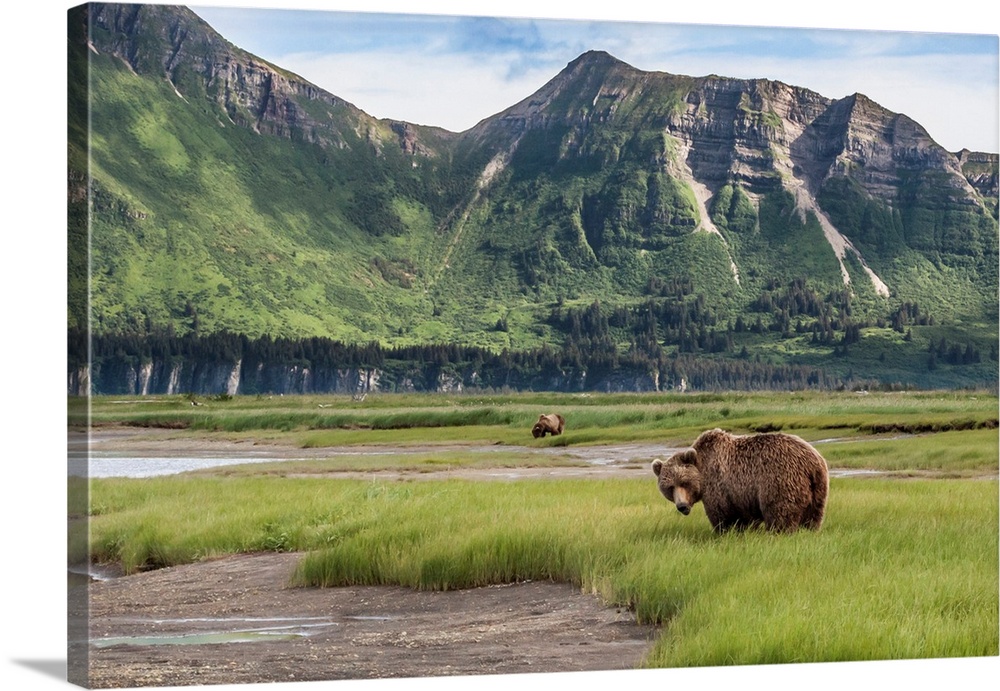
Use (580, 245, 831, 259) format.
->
(83, 3, 439, 153)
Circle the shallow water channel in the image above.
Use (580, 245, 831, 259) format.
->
(71, 429, 681, 478)
(71, 429, 887, 480)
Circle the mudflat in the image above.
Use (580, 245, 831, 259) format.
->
(85, 552, 658, 687)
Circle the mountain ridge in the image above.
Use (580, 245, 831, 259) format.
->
(69, 3, 998, 391)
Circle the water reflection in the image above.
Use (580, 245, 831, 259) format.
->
(73, 454, 314, 478)
(92, 619, 340, 648)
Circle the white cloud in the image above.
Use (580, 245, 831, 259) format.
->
(277, 49, 561, 129)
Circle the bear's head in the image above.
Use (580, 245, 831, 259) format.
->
(651, 449, 703, 516)
(531, 423, 544, 438)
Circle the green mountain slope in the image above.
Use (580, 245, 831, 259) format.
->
(69, 4, 999, 390)
(71, 4, 497, 344)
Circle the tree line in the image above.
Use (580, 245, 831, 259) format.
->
(71, 326, 854, 395)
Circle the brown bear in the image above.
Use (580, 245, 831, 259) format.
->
(651, 428, 829, 533)
(532, 413, 565, 438)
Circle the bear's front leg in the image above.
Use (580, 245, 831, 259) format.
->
(705, 505, 742, 534)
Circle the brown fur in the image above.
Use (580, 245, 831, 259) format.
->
(651, 428, 829, 533)
(532, 413, 565, 438)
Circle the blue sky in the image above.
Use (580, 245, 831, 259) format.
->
(190, 0, 999, 153)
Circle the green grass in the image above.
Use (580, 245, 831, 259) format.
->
(650, 479, 998, 665)
(88, 390, 999, 448)
(817, 428, 1000, 473)
(85, 389, 998, 667)
(641, 484, 998, 665)
(88, 475, 998, 666)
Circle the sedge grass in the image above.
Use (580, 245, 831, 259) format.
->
(88, 474, 998, 666)
(190, 450, 591, 477)
(817, 428, 1000, 473)
(640, 479, 999, 665)
(88, 391, 998, 447)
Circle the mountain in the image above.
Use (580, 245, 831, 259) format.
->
(68, 3, 998, 392)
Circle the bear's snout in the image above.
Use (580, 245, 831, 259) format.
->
(675, 502, 691, 516)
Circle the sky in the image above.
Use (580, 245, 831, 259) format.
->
(190, 0, 998, 153)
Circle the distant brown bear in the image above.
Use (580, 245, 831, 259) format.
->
(532, 413, 565, 438)
(652, 428, 828, 533)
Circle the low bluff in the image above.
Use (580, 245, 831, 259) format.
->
(68, 358, 668, 396)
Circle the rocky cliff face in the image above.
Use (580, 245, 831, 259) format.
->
(477, 51, 990, 209)
(83, 3, 447, 154)
(958, 150, 1000, 215)
(75, 359, 386, 397)
(666, 76, 831, 194)
(829, 94, 978, 206)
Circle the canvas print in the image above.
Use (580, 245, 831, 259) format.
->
(67, 1, 999, 689)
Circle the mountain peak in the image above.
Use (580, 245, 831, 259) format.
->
(567, 50, 629, 68)
(560, 50, 642, 79)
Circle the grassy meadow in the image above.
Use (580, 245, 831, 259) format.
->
(84, 390, 999, 667)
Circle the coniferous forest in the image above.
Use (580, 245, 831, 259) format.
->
(71, 277, 996, 395)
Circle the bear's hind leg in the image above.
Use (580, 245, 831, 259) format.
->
(761, 499, 809, 533)
(798, 495, 826, 530)
(799, 471, 828, 530)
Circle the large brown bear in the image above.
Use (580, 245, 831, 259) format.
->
(652, 428, 829, 533)
(532, 413, 565, 438)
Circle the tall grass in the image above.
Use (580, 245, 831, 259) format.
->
(638, 480, 999, 665)
(88, 475, 998, 665)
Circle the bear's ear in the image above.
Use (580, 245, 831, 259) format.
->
(651, 459, 662, 476)
(679, 449, 698, 466)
